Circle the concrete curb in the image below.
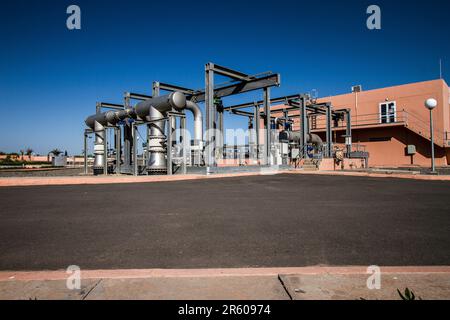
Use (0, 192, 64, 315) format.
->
(0, 169, 449, 188)
(1, 267, 450, 300)
(2, 266, 450, 282)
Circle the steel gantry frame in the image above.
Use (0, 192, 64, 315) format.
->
(86, 63, 360, 176)
(223, 94, 352, 159)
(148, 63, 281, 169)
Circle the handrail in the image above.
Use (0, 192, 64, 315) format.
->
(310, 110, 448, 147)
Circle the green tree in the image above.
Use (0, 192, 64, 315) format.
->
(26, 148, 33, 161)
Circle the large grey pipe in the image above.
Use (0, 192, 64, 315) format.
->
(185, 100, 203, 143)
(279, 131, 324, 149)
(135, 92, 186, 174)
(93, 121, 105, 175)
(85, 92, 203, 175)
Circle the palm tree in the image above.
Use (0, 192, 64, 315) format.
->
(20, 150, 24, 161)
(26, 148, 33, 161)
(48, 149, 62, 162)
(50, 149, 62, 156)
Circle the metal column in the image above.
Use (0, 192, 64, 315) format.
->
(300, 96, 308, 158)
(253, 104, 260, 161)
(132, 123, 138, 176)
(345, 109, 352, 156)
(103, 128, 108, 175)
(325, 103, 333, 158)
(217, 105, 224, 159)
(115, 126, 121, 174)
(167, 114, 173, 175)
(180, 115, 187, 174)
(263, 87, 271, 165)
(83, 131, 88, 175)
(150, 82, 161, 167)
(205, 63, 215, 170)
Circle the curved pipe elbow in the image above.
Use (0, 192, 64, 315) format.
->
(186, 100, 203, 142)
(308, 133, 323, 148)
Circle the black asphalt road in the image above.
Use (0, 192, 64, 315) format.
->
(1, 174, 450, 271)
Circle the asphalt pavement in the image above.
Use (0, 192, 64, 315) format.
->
(1, 174, 449, 271)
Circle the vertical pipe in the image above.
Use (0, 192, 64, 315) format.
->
(83, 132, 88, 175)
(300, 96, 308, 158)
(248, 117, 255, 161)
(217, 108, 224, 160)
(115, 126, 121, 174)
(254, 104, 260, 161)
(181, 115, 187, 174)
(167, 114, 173, 175)
(346, 110, 352, 156)
(205, 63, 215, 170)
(263, 87, 271, 165)
(93, 121, 105, 175)
(103, 127, 108, 175)
(123, 95, 132, 172)
(151, 81, 160, 169)
(133, 123, 138, 176)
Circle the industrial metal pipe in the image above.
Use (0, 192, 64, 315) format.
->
(85, 109, 134, 129)
(134, 92, 186, 174)
(134, 92, 186, 120)
(93, 121, 105, 175)
(85, 92, 204, 175)
(279, 131, 324, 149)
(185, 100, 203, 143)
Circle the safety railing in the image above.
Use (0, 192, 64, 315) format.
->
(311, 110, 448, 147)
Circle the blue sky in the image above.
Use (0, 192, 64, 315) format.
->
(0, 0, 449, 155)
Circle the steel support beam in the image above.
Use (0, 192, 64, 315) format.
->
(115, 126, 121, 174)
(207, 63, 253, 81)
(125, 92, 153, 101)
(346, 109, 352, 155)
(254, 105, 260, 161)
(263, 87, 271, 165)
(83, 131, 88, 175)
(154, 81, 196, 96)
(132, 123, 138, 176)
(217, 103, 224, 157)
(224, 94, 298, 111)
(300, 96, 308, 158)
(103, 128, 108, 176)
(194, 73, 280, 103)
(180, 115, 187, 174)
(325, 103, 333, 158)
(97, 102, 124, 111)
(167, 114, 173, 176)
(205, 63, 215, 169)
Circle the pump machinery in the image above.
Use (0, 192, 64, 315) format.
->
(83, 62, 369, 176)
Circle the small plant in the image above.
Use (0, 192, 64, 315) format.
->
(397, 288, 422, 300)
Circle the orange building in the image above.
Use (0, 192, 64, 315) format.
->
(272, 79, 450, 167)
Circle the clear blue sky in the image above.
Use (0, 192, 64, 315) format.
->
(0, 0, 449, 155)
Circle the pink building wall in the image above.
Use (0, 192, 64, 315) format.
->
(271, 79, 450, 167)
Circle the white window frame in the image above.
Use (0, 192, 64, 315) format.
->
(379, 101, 397, 124)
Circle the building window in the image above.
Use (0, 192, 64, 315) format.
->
(379, 101, 397, 124)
